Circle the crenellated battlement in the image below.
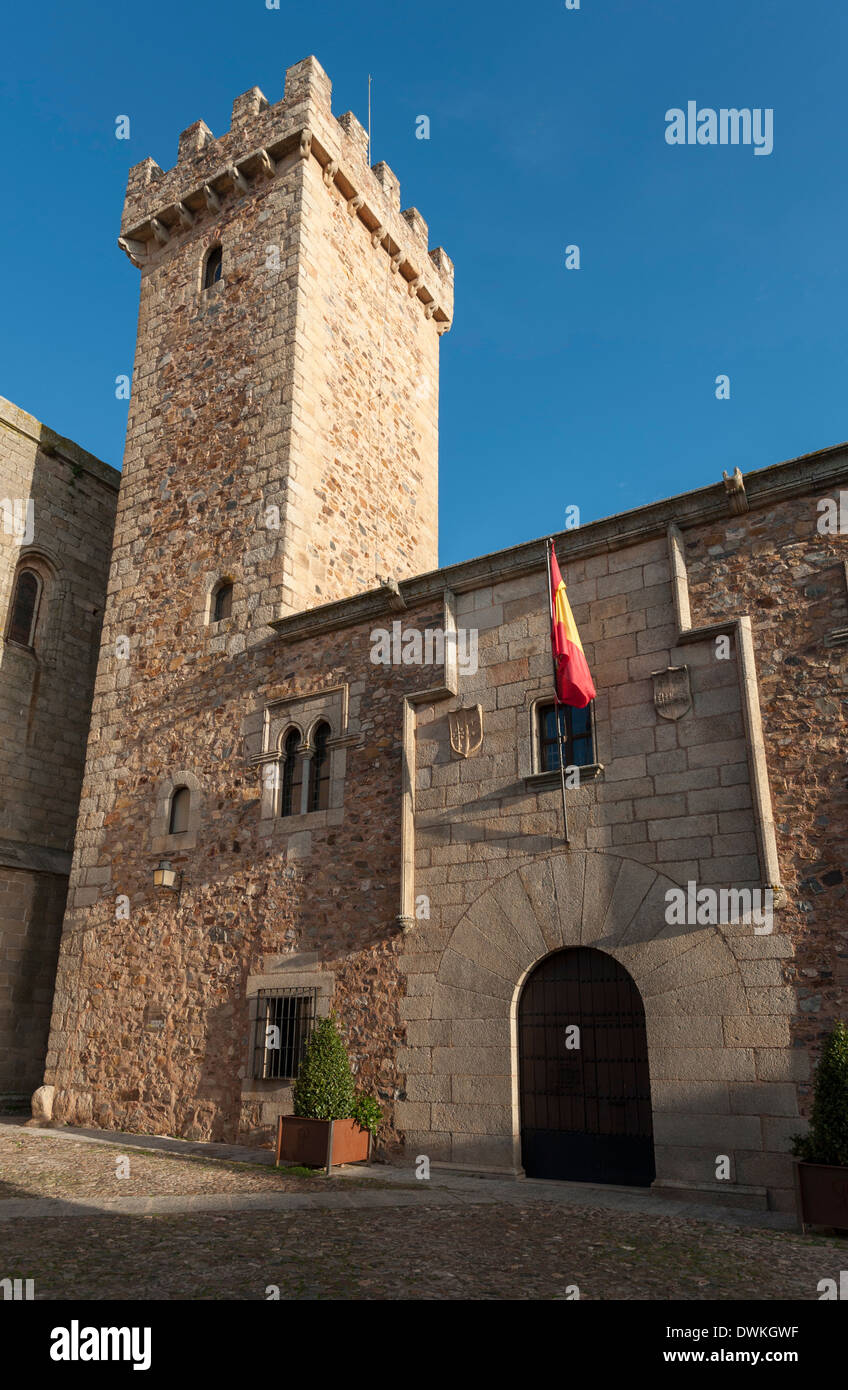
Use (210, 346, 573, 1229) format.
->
(119, 55, 453, 329)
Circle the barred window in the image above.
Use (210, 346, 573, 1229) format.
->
(252, 988, 317, 1080)
(538, 701, 594, 771)
(309, 722, 331, 811)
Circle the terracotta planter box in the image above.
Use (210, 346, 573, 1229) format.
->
(794, 1160, 848, 1233)
(275, 1115, 371, 1173)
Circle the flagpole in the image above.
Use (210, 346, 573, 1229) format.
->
(546, 538, 570, 845)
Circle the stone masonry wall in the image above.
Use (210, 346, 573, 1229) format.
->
(0, 869, 69, 1094)
(43, 461, 847, 1210)
(0, 397, 118, 1092)
(40, 466, 847, 1214)
(44, 593, 447, 1145)
(400, 478, 847, 1209)
(683, 490, 848, 1098)
(286, 150, 440, 606)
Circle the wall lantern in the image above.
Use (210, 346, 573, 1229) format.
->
(153, 860, 182, 895)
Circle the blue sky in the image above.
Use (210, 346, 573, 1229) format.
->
(1, 0, 845, 568)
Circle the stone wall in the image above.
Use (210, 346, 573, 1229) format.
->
(683, 487, 848, 1092)
(43, 449, 847, 1213)
(0, 397, 119, 1094)
(288, 148, 441, 605)
(0, 868, 69, 1094)
(398, 467, 847, 1211)
(44, 594, 447, 1144)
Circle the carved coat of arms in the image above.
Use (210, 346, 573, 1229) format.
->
(449, 705, 484, 758)
(651, 666, 692, 721)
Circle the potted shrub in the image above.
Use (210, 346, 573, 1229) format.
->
(792, 1019, 848, 1233)
(275, 1015, 382, 1174)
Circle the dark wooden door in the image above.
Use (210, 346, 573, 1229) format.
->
(518, 947, 655, 1186)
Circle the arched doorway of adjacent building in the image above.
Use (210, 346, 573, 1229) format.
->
(518, 946, 656, 1186)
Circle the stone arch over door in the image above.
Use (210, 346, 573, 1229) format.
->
(400, 851, 797, 1204)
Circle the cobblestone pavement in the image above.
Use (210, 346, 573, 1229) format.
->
(1, 1201, 844, 1301)
(0, 1123, 844, 1300)
(0, 1125, 326, 1201)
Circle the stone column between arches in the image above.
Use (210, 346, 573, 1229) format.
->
(398, 851, 800, 1211)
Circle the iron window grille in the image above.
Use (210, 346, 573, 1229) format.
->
(252, 987, 317, 1081)
(538, 701, 594, 771)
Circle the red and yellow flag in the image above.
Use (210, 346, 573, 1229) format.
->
(550, 543, 596, 708)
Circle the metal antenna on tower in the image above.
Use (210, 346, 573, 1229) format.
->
(367, 74, 372, 164)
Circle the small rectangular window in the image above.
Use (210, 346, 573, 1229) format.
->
(538, 701, 594, 771)
(251, 988, 317, 1081)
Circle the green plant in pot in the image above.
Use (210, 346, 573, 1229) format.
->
(275, 1015, 382, 1173)
(351, 1092, 383, 1137)
(293, 1014, 356, 1121)
(791, 1019, 848, 1232)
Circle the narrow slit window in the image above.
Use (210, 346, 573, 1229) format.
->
(6, 569, 40, 648)
(279, 730, 303, 818)
(168, 786, 191, 835)
(308, 722, 331, 812)
(203, 245, 223, 289)
(212, 582, 233, 621)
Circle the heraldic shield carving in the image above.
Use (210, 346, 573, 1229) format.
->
(652, 666, 692, 721)
(449, 704, 484, 757)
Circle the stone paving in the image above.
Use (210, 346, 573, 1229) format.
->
(1, 1120, 845, 1300)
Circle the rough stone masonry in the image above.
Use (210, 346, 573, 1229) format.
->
(0, 397, 118, 1098)
(24, 55, 847, 1216)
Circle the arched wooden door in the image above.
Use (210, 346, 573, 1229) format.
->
(518, 947, 656, 1186)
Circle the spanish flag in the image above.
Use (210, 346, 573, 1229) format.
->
(549, 542, 596, 708)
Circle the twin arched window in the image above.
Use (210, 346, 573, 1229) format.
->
(279, 723, 331, 818)
(6, 567, 42, 648)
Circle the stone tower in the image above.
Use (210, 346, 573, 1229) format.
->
(41, 57, 453, 1138)
(116, 54, 452, 642)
